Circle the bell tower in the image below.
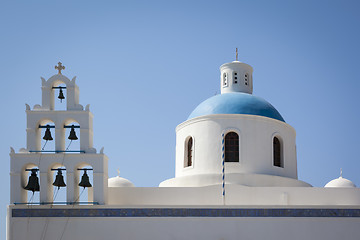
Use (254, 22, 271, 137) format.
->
(10, 63, 108, 205)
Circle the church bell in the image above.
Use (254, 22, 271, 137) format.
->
(24, 169, 40, 193)
(53, 169, 66, 189)
(68, 125, 78, 140)
(58, 87, 65, 102)
(43, 125, 53, 141)
(78, 169, 92, 188)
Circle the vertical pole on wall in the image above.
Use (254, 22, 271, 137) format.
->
(221, 133, 225, 205)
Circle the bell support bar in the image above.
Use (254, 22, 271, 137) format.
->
(51, 168, 66, 171)
(38, 125, 80, 128)
(25, 168, 39, 172)
(77, 168, 93, 171)
(64, 125, 80, 128)
(39, 125, 55, 128)
(52, 86, 67, 89)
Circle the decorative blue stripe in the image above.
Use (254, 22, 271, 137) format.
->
(12, 208, 360, 218)
(221, 133, 225, 198)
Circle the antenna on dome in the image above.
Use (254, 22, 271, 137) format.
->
(236, 48, 238, 61)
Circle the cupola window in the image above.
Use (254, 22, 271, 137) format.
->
(223, 73, 228, 87)
(273, 137, 283, 167)
(234, 72, 238, 84)
(244, 73, 248, 86)
(184, 137, 193, 167)
(225, 132, 239, 162)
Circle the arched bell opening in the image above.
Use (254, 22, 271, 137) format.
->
(48, 163, 67, 204)
(52, 80, 67, 111)
(63, 120, 80, 153)
(21, 163, 40, 204)
(37, 119, 55, 152)
(74, 163, 93, 205)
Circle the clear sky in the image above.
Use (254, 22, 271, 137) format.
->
(1, 0, 360, 238)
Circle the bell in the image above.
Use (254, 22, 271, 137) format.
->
(68, 125, 78, 140)
(43, 125, 53, 141)
(58, 87, 65, 102)
(78, 170, 92, 188)
(24, 169, 40, 192)
(53, 169, 66, 189)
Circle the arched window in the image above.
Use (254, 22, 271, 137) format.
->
(185, 137, 193, 167)
(273, 137, 283, 167)
(225, 132, 239, 162)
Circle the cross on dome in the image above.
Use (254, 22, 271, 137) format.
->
(55, 62, 65, 75)
(236, 48, 238, 61)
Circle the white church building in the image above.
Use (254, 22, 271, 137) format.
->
(7, 58, 360, 240)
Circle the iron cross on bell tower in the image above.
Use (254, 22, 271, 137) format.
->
(55, 62, 65, 75)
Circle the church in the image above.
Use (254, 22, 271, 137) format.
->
(7, 56, 360, 240)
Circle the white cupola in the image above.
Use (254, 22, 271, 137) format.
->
(220, 50, 253, 94)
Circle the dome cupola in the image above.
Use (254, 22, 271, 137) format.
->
(324, 170, 356, 188)
(220, 60, 253, 94)
(108, 170, 135, 187)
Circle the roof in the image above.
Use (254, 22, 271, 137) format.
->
(108, 176, 135, 187)
(324, 177, 356, 188)
(188, 92, 285, 122)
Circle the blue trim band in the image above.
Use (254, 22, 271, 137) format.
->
(12, 208, 360, 218)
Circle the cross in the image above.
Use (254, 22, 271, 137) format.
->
(236, 48, 238, 61)
(55, 62, 65, 74)
(117, 168, 120, 176)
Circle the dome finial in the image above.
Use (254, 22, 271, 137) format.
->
(117, 168, 120, 177)
(340, 168, 343, 178)
(236, 48, 238, 61)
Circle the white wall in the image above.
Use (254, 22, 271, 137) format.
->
(8, 207, 360, 240)
(166, 114, 299, 187)
(108, 185, 360, 206)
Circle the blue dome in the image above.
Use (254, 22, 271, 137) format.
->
(188, 93, 285, 122)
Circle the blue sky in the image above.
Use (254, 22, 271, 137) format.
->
(1, 0, 360, 238)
